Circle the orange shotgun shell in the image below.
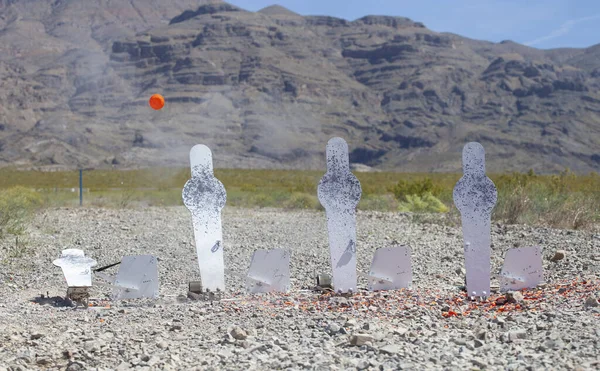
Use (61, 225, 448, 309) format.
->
(149, 94, 165, 110)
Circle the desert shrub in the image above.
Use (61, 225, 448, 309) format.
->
(248, 193, 272, 208)
(390, 178, 447, 213)
(491, 170, 600, 229)
(290, 180, 316, 194)
(283, 193, 320, 210)
(494, 170, 537, 190)
(117, 189, 137, 208)
(398, 192, 449, 213)
(359, 194, 398, 211)
(540, 193, 598, 230)
(493, 185, 531, 224)
(227, 191, 291, 209)
(0, 186, 43, 238)
(390, 177, 443, 202)
(548, 169, 576, 193)
(239, 183, 257, 192)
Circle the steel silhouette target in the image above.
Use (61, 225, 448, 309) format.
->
(453, 142, 498, 298)
(183, 145, 227, 292)
(318, 137, 362, 293)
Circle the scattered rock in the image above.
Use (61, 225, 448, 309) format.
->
(344, 318, 357, 328)
(536, 322, 548, 331)
(176, 294, 189, 303)
(30, 332, 45, 340)
(585, 296, 599, 308)
(508, 329, 528, 342)
(229, 326, 248, 340)
(357, 359, 370, 370)
(84, 340, 101, 353)
(218, 349, 233, 359)
(350, 334, 374, 346)
(36, 357, 51, 366)
(394, 326, 409, 336)
(496, 297, 507, 305)
(66, 362, 85, 371)
(505, 291, 525, 304)
(379, 344, 401, 355)
(472, 358, 488, 368)
(326, 323, 341, 335)
(147, 356, 161, 367)
(551, 250, 566, 262)
(475, 330, 487, 340)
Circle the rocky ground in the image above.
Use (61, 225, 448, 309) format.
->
(0, 207, 599, 370)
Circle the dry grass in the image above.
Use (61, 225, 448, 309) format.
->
(0, 167, 597, 230)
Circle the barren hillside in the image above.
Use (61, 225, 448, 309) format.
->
(0, 0, 599, 173)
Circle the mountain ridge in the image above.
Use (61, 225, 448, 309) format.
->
(0, 0, 598, 173)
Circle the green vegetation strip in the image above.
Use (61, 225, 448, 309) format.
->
(0, 168, 597, 230)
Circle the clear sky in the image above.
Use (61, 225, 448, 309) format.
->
(226, 0, 600, 49)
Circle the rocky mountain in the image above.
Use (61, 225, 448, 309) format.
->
(0, 0, 599, 173)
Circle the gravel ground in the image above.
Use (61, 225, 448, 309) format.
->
(1, 207, 599, 370)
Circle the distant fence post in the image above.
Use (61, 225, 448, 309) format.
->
(79, 169, 83, 206)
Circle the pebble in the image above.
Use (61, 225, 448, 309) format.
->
(394, 326, 409, 336)
(505, 291, 525, 304)
(508, 329, 528, 342)
(350, 334, 374, 346)
(84, 340, 101, 353)
(229, 326, 248, 340)
(36, 357, 51, 366)
(326, 323, 341, 335)
(147, 356, 161, 367)
(379, 344, 401, 355)
(472, 358, 488, 368)
(551, 250, 566, 262)
(585, 296, 599, 308)
(344, 318, 357, 328)
(357, 360, 370, 370)
(66, 362, 85, 371)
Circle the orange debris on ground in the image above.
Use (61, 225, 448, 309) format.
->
(217, 278, 600, 320)
(149, 94, 165, 110)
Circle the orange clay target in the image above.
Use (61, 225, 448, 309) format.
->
(149, 94, 165, 110)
